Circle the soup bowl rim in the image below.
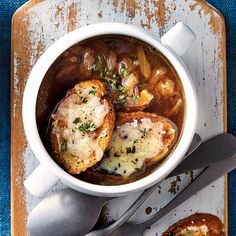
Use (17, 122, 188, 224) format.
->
(22, 22, 197, 196)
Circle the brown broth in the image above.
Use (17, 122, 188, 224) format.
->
(36, 35, 185, 185)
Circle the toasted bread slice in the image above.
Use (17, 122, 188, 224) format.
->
(50, 79, 115, 174)
(162, 213, 225, 236)
(79, 111, 177, 185)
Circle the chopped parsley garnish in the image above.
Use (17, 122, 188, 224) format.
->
(89, 90, 96, 95)
(60, 142, 67, 152)
(134, 139, 138, 144)
(113, 152, 120, 157)
(73, 117, 81, 124)
(93, 55, 111, 77)
(133, 95, 139, 104)
(78, 122, 96, 133)
(117, 94, 127, 105)
(81, 97, 88, 103)
(93, 55, 127, 94)
(186, 229, 194, 234)
(100, 67, 110, 77)
(140, 129, 147, 138)
(104, 77, 126, 93)
(119, 63, 129, 77)
(93, 55, 103, 72)
(126, 146, 136, 154)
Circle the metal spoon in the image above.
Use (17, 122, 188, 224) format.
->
(87, 133, 236, 236)
(27, 134, 201, 236)
(27, 189, 111, 236)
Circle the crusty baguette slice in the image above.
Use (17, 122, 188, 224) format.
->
(50, 79, 115, 174)
(79, 111, 177, 185)
(162, 213, 225, 236)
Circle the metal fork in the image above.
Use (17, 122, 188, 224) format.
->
(87, 133, 236, 236)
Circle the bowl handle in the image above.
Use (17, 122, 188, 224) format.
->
(161, 22, 196, 56)
(24, 164, 59, 198)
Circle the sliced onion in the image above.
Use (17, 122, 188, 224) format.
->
(136, 45, 151, 78)
(79, 47, 95, 77)
(149, 66, 167, 88)
(122, 73, 138, 96)
(166, 98, 183, 117)
(106, 50, 117, 71)
(157, 78, 175, 97)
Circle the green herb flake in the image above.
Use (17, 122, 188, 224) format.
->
(126, 146, 136, 154)
(134, 139, 138, 144)
(113, 152, 120, 157)
(120, 63, 129, 77)
(140, 129, 147, 138)
(93, 55, 103, 71)
(60, 142, 67, 152)
(97, 55, 102, 63)
(186, 229, 194, 235)
(89, 90, 96, 95)
(117, 94, 127, 105)
(81, 97, 88, 103)
(78, 122, 96, 133)
(133, 95, 139, 104)
(117, 85, 127, 93)
(73, 117, 81, 124)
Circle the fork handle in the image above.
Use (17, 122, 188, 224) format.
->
(139, 154, 236, 231)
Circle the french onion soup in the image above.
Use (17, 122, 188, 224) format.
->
(36, 35, 185, 185)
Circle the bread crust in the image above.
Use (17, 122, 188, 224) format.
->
(50, 79, 115, 174)
(162, 213, 225, 236)
(116, 112, 176, 148)
(79, 111, 177, 185)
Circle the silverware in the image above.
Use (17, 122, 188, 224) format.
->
(86, 133, 236, 236)
(27, 134, 201, 236)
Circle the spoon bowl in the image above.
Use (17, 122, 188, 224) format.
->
(27, 188, 111, 236)
(27, 134, 201, 236)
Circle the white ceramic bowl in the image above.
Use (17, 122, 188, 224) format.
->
(23, 22, 197, 198)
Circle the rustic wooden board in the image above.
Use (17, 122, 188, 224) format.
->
(11, 0, 227, 235)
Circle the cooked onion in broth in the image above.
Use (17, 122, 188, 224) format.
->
(36, 35, 185, 185)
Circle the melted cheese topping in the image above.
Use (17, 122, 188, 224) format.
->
(99, 118, 174, 176)
(176, 225, 209, 236)
(52, 85, 109, 161)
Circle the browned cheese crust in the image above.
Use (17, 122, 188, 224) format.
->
(162, 213, 225, 236)
(50, 79, 115, 174)
(79, 111, 177, 185)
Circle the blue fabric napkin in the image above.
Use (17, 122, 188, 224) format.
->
(0, 2, 28, 235)
(207, 1, 236, 235)
(0, 1, 235, 235)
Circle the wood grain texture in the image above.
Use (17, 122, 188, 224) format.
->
(11, 0, 227, 235)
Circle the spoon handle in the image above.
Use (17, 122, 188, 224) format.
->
(139, 153, 236, 231)
(85, 133, 201, 236)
